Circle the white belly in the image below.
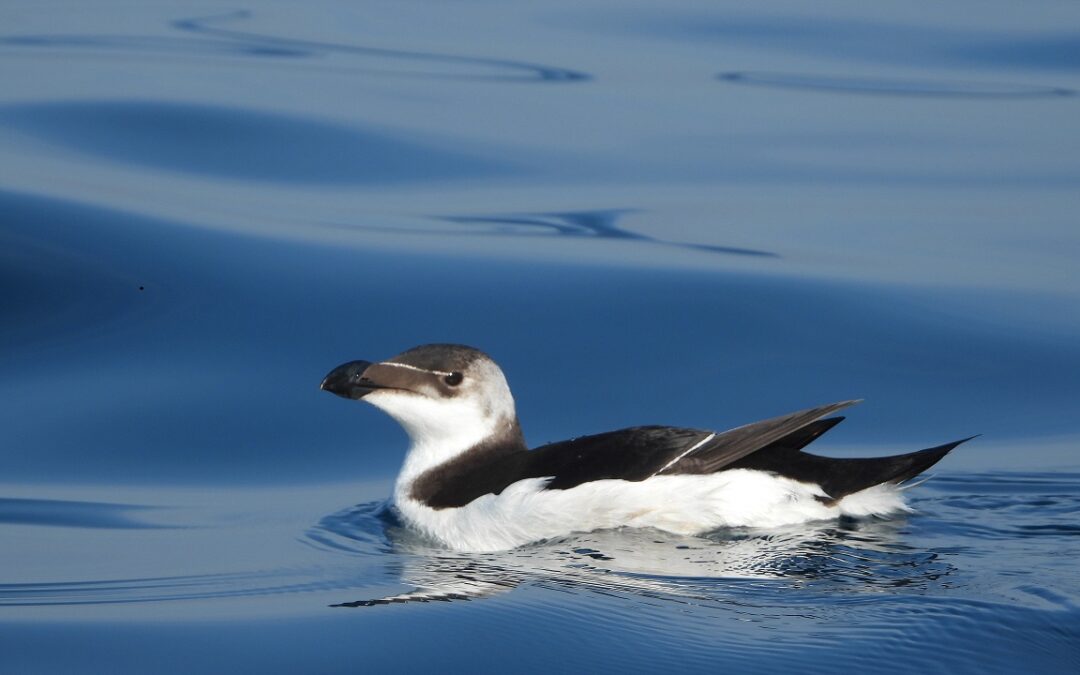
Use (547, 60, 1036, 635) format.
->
(393, 469, 910, 552)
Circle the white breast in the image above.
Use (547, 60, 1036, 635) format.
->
(393, 469, 911, 552)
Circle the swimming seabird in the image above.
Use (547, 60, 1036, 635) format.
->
(321, 344, 969, 552)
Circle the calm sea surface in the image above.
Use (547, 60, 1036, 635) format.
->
(2, 2, 1079, 672)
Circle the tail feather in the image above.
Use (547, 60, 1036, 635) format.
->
(885, 436, 975, 486)
(815, 436, 974, 499)
(730, 434, 975, 501)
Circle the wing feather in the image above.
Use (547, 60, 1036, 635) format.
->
(416, 401, 861, 507)
(660, 400, 861, 475)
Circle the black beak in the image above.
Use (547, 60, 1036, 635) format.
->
(320, 360, 379, 400)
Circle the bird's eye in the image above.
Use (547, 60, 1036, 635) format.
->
(444, 372, 464, 386)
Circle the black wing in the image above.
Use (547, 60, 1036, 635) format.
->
(657, 400, 859, 475)
(415, 400, 863, 509)
(529, 400, 861, 489)
(413, 425, 715, 508)
(530, 426, 717, 489)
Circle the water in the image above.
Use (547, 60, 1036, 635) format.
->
(2, 1, 1079, 672)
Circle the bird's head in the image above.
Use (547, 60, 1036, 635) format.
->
(321, 344, 521, 459)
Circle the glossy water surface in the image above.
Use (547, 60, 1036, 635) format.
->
(2, 2, 1079, 673)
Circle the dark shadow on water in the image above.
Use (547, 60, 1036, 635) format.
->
(327, 209, 778, 258)
(0, 497, 168, 529)
(0, 10, 588, 82)
(718, 72, 1076, 98)
(0, 100, 511, 184)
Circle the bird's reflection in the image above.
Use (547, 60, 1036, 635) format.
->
(311, 502, 950, 607)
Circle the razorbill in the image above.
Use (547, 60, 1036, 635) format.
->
(321, 344, 969, 552)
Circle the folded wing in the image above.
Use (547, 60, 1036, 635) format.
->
(532, 400, 860, 489)
(419, 399, 964, 508)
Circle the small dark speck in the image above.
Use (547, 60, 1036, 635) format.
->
(138, 286, 145, 291)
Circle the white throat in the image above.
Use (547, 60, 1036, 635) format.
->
(363, 370, 519, 502)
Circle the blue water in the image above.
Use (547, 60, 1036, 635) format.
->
(2, 2, 1079, 672)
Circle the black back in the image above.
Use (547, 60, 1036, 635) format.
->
(409, 400, 969, 510)
(410, 426, 708, 509)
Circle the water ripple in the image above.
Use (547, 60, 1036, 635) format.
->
(0, 100, 511, 184)
(301, 499, 397, 556)
(0, 497, 169, 530)
(617, 12, 1080, 76)
(1, 11, 588, 82)
(311, 502, 959, 608)
(4, 497, 958, 609)
(718, 71, 1075, 98)
(0, 570, 378, 607)
(324, 209, 778, 258)
(4, 472, 1078, 627)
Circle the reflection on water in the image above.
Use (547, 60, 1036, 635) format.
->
(5, 472, 1075, 613)
(0, 10, 588, 82)
(2, 471, 1079, 673)
(311, 500, 958, 608)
